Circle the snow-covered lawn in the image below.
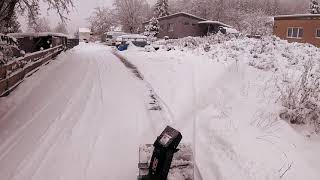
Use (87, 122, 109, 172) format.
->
(119, 36, 320, 180)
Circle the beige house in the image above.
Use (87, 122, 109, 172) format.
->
(78, 28, 92, 42)
(143, 12, 231, 39)
(273, 14, 320, 47)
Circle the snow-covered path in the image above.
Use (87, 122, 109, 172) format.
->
(0, 43, 155, 180)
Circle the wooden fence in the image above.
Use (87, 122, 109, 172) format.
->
(0, 45, 64, 96)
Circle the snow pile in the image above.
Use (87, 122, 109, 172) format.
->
(119, 35, 320, 180)
(154, 35, 320, 133)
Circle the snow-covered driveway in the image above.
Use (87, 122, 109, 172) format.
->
(0, 43, 155, 180)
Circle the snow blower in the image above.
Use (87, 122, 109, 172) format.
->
(138, 126, 194, 180)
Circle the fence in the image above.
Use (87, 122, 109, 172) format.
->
(0, 45, 64, 96)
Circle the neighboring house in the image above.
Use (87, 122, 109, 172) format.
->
(78, 28, 92, 42)
(274, 14, 320, 47)
(142, 12, 232, 39)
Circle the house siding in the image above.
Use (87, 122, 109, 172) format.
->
(145, 14, 206, 39)
(274, 19, 320, 47)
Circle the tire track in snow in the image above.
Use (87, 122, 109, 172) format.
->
(12, 60, 95, 180)
(82, 52, 109, 179)
(0, 59, 89, 167)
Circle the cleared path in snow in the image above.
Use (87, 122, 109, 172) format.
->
(0, 43, 156, 180)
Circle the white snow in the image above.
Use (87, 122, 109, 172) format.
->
(224, 27, 239, 34)
(78, 28, 91, 33)
(157, 12, 207, 21)
(119, 34, 148, 39)
(0, 43, 162, 180)
(119, 36, 320, 180)
(198, 21, 232, 28)
(8, 32, 69, 38)
(1, 35, 320, 180)
(274, 14, 320, 19)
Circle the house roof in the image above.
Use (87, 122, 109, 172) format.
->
(8, 32, 69, 38)
(198, 20, 232, 28)
(274, 14, 320, 20)
(118, 34, 147, 39)
(143, 12, 207, 24)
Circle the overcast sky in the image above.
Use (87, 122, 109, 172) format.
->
(21, 0, 155, 34)
(35, 0, 114, 34)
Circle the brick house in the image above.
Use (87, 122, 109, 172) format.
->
(143, 12, 231, 39)
(273, 14, 320, 47)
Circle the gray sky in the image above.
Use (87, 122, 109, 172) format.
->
(25, 0, 155, 34)
(38, 0, 114, 34)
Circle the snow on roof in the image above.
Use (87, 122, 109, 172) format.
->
(160, 12, 207, 21)
(144, 12, 207, 24)
(274, 14, 320, 20)
(8, 32, 69, 38)
(79, 28, 91, 33)
(105, 31, 127, 36)
(118, 34, 147, 39)
(198, 21, 232, 28)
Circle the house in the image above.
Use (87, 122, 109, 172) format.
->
(78, 28, 92, 42)
(143, 12, 232, 39)
(273, 14, 320, 47)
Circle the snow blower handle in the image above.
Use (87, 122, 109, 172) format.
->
(140, 126, 182, 180)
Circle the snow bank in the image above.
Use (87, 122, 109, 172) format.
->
(120, 35, 320, 180)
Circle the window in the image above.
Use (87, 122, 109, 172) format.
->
(168, 23, 174, 32)
(316, 29, 320, 38)
(287, 27, 303, 38)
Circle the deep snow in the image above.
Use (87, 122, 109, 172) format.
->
(1, 37, 320, 180)
(119, 36, 320, 180)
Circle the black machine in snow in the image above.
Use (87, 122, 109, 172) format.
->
(138, 126, 194, 180)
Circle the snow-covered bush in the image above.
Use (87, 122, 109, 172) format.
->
(278, 60, 320, 132)
(154, 34, 320, 133)
(310, 0, 320, 14)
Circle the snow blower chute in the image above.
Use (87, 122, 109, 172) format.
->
(138, 126, 194, 180)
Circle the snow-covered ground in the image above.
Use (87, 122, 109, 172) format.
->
(1, 37, 320, 180)
(0, 43, 165, 180)
(119, 36, 320, 180)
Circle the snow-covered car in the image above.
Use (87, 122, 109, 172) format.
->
(105, 31, 127, 46)
(116, 34, 149, 47)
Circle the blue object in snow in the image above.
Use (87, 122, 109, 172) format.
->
(117, 44, 129, 51)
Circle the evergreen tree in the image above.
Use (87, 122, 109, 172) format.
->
(144, 17, 160, 37)
(154, 0, 169, 18)
(310, 0, 320, 14)
(0, 11, 21, 34)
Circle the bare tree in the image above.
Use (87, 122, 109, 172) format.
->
(28, 17, 51, 33)
(54, 22, 68, 34)
(0, 0, 73, 28)
(88, 7, 116, 35)
(113, 0, 150, 33)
